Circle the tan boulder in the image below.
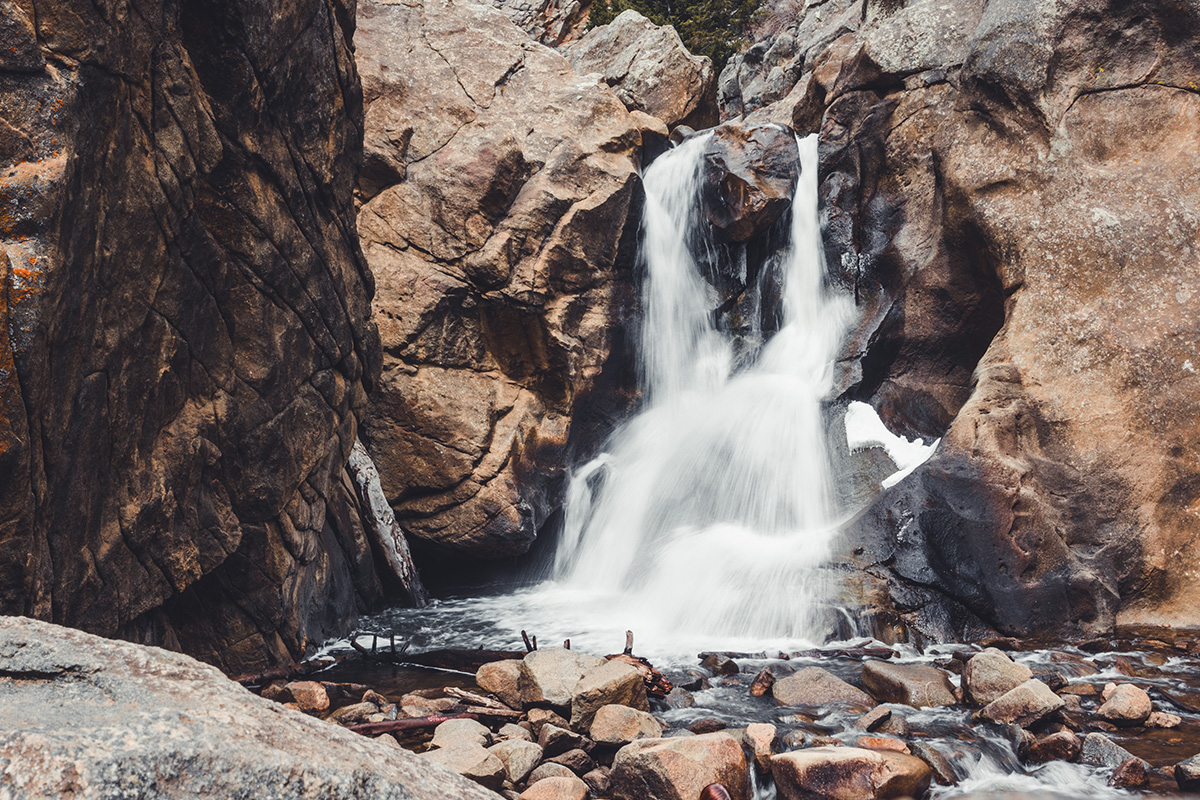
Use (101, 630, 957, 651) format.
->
(771, 747, 932, 800)
(860, 660, 956, 708)
(570, 660, 650, 731)
(478, 659, 524, 710)
(744, 723, 778, 773)
(772, 667, 875, 710)
(519, 775, 589, 800)
(562, 10, 716, 128)
(963, 649, 1033, 706)
(489, 739, 544, 783)
(1096, 684, 1153, 727)
(430, 718, 491, 749)
(418, 743, 507, 790)
(520, 648, 607, 710)
(611, 732, 751, 800)
(284, 681, 330, 713)
(979, 680, 1064, 728)
(589, 704, 664, 746)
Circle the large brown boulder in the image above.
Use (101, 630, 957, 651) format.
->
(610, 733, 750, 800)
(0, 0, 381, 671)
(355, 0, 644, 560)
(562, 10, 716, 128)
(771, 746, 932, 800)
(700, 122, 799, 243)
(730, 0, 1200, 639)
(772, 666, 875, 710)
(0, 617, 499, 800)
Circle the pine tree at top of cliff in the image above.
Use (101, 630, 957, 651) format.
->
(586, 0, 762, 73)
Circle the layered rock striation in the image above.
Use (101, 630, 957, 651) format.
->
(725, 0, 1200, 638)
(0, 0, 383, 671)
(355, 0, 661, 560)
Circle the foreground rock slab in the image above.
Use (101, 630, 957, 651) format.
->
(772, 746, 932, 800)
(611, 732, 750, 800)
(0, 617, 499, 800)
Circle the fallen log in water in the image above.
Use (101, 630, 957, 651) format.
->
(349, 635, 526, 672)
(232, 655, 354, 687)
(697, 646, 896, 662)
(346, 705, 521, 736)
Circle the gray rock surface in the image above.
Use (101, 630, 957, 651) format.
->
(772, 666, 875, 709)
(520, 648, 607, 709)
(0, 616, 499, 800)
(979, 679, 1064, 728)
(562, 10, 716, 128)
(963, 649, 1033, 706)
(569, 659, 650, 730)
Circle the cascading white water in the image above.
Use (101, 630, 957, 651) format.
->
(553, 131, 856, 644)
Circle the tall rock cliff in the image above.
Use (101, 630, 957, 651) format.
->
(725, 0, 1200, 639)
(354, 0, 687, 563)
(0, 0, 382, 671)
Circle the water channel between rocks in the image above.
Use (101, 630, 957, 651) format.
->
(323, 134, 1200, 798)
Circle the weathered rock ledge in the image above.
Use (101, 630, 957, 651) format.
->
(0, 616, 498, 800)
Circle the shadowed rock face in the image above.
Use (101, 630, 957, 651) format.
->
(728, 0, 1200, 638)
(0, 0, 382, 671)
(356, 0, 648, 560)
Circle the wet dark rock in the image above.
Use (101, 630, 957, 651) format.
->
(771, 746, 932, 800)
(702, 654, 741, 676)
(1111, 757, 1149, 789)
(908, 740, 956, 786)
(678, 670, 710, 692)
(1175, 753, 1200, 790)
(689, 718, 728, 734)
(1081, 733, 1147, 772)
(860, 660, 956, 708)
(1023, 731, 1081, 765)
(663, 687, 696, 709)
(855, 706, 892, 732)
(750, 667, 776, 697)
(700, 122, 799, 244)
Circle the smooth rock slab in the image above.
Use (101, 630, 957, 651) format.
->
(590, 703, 664, 746)
(772, 747, 932, 800)
(963, 648, 1033, 706)
(419, 743, 506, 790)
(519, 775, 589, 800)
(860, 660, 957, 708)
(0, 617, 500, 800)
(978, 679, 1063, 727)
(611, 732, 751, 800)
(772, 667, 875, 710)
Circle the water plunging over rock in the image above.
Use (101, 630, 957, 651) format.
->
(553, 130, 855, 646)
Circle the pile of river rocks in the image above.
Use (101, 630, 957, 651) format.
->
(256, 643, 1200, 799)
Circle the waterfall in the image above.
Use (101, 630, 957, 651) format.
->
(553, 131, 856, 644)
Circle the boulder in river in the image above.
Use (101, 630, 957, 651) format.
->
(772, 666, 875, 710)
(978, 680, 1063, 728)
(860, 660, 957, 708)
(1081, 732, 1149, 772)
(519, 775, 589, 800)
(1175, 752, 1200, 790)
(963, 649, 1033, 706)
(1095, 684, 1153, 727)
(771, 746, 932, 800)
(1024, 731, 1082, 764)
(478, 659, 525, 710)
(0, 617, 499, 800)
(611, 732, 750, 800)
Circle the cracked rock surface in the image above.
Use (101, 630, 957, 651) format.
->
(727, 0, 1200, 638)
(356, 0, 647, 559)
(0, 0, 382, 672)
(0, 616, 499, 800)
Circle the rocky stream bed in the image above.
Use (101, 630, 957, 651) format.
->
(234, 599, 1200, 800)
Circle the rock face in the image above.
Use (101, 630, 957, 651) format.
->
(562, 10, 717, 128)
(355, 0, 645, 560)
(488, 0, 592, 45)
(0, 0, 382, 671)
(0, 617, 499, 800)
(700, 122, 799, 243)
(728, 0, 1200, 638)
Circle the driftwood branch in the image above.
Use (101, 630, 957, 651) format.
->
(348, 713, 479, 735)
(232, 654, 352, 686)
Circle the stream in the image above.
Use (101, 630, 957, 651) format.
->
(323, 132, 1200, 798)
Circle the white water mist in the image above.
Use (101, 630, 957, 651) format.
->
(554, 132, 856, 643)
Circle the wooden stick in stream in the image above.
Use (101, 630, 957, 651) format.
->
(443, 686, 510, 710)
(348, 713, 479, 736)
